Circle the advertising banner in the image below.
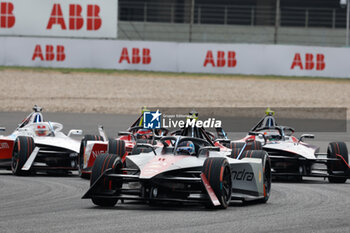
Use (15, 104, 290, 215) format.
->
(0, 0, 117, 38)
(0, 36, 349, 78)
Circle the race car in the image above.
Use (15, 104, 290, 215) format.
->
(78, 107, 168, 178)
(232, 108, 350, 183)
(82, 134, 271, 209)
(0, 106, 83, 175)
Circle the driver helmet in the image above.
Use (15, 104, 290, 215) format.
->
(33, 113, 43, 123)
(263, 107, 276, 128)
(176, 141, 195, 155)
(263, 116, 276, 128)
(136, 129, 153, 139)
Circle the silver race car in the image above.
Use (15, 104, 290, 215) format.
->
(82, 132, 271, 209)
(233, 109, 350, 183)
(0, 106, 83, 175)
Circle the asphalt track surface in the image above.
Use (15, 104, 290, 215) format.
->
(1, 112, 350, 233)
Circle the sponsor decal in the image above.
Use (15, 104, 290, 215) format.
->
(232, 169, 254, 181)
(46, 4, 102, 31)
(32, 45, 66, 61)
(118, 47, 151, 64)
(0, 0, 117, 38)
(291, 53, 325, 70)
(91, 150, 106, 159)
(203, 50, 237, 67)
(84, 142, 108, 168)
(0, 142, 9, 149)
(0, 2, 15, 28)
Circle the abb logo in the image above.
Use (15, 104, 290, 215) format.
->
(291, 53, 325, 70)
(203, 50, 237, 67)
(118, 48, 151, 64)
(0, 142, 9, 149)
(47, 4, 101, 31)
(32, 45, 66, 62)
(0, 2, 15, 28)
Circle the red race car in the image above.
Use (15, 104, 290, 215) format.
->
(78, 108, 168, 178)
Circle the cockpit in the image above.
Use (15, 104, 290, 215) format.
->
(159, 136, 215, 157)
(18, 107, 44, 129)
(16, 106, 63, 137)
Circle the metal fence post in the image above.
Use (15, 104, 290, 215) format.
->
(224, 6, 228, 25)
(198, 5, 201, 24)
(144, 2, 147, 22)
(347, 0, 349, 46)
(189, 0, 195, 42)
(171, 3, 175, 23)
(274, 0, 280, 44)
(305, 9, 309, 28)
(251, 7, 255, 26)
(332, 8, 336, 29)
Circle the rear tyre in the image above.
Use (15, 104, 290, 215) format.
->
(247, 140, 262, 150)
(327, 142, 349, 183)
(241, 150, 271, 203)
(229, 142, 245, 159)
(108, 138, 126, 158)
(229, 141, 262, 159)
(202, 157, 232, 209)
(79, 135, 104, 179)
(12, 136, 35, 176)
(90, 153, 122, 207)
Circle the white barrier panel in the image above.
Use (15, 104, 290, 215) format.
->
(0, 0, 117, 38)
(0, 37, 350, 78)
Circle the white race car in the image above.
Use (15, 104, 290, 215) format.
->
(231, 109, 350, 183)
(82, 135, 271, 209)
(0, 106, 83, 175)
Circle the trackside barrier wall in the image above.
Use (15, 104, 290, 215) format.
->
(0, 37, 349, 78)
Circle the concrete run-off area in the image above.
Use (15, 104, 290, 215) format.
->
(0, 69, 349, 116)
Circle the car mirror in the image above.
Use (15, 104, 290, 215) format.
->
(135, 143, 156, 155)
(118, 131, 132, 136)
(0, 127, 5, 132)
(215, 139, 231, 144)
(245, 137, 255, 143)
(198, 146, 220, 156)
(298, 134, 315, 142)
(68, 129, 83, 136)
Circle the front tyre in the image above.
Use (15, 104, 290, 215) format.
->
(202, 157, 232, 209)
(327, 142, 349, 183)
(11, 136, 35, 176)
(90, 153, 122, 207)
(12, 136, 35, 176)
